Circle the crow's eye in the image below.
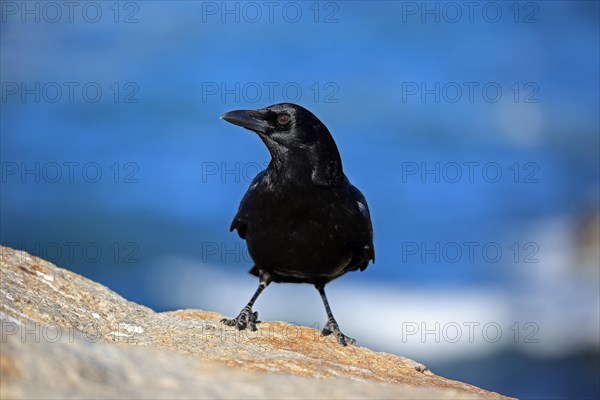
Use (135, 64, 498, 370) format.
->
(277, 114, 291, 126)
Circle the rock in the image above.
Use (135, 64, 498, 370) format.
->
(0, 245, 513, 399)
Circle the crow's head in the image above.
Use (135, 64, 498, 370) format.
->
(221, 103, 343, 186)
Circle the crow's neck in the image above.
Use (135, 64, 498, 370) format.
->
(266, 144, 343, 188)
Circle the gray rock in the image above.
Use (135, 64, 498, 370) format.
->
(0, 245, 513, 399)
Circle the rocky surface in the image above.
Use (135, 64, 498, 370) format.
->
(0, 245, 513, 399)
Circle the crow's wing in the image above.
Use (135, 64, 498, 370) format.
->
(346, 182, 375, 271)
(229, 170, 266, 239)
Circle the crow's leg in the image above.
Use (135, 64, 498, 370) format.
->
(221, 275, 270, 331)
(316, 284, 356, 346)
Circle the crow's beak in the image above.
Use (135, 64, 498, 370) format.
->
(220, 110, 270, 134)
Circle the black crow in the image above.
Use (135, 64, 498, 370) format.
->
(219, 103, 374, 346)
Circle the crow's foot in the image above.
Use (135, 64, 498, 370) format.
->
(220, 305, 259, 331)
(321, 318, 356, 346)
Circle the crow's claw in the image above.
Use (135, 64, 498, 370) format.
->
(321, 318, 356, 346)
(221, 306, 259, 331)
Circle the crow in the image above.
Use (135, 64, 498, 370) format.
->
(219, 103, 374, 346)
